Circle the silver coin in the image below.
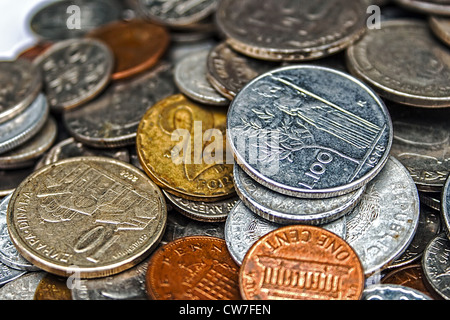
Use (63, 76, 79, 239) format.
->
(166, 39, 218, 65)
(419, 192, 441, 212)
(0, 262, 27, 287)
(0, 60, 42, 124)
(0, 94, 49, 155)
(362, 284, 432, 300)
(394, 0, 450, 16)
(233, 164, 365, 225)
(441, 174, 450, 236)
(0, 194, 40, 272)
(227, 65, 393, 199)
(224, 200, 347, 265)
(345, 157, 420, 275)
(174, 49, 229, 106)
(163, 190, 239, 223)
(0, 117, 57, 170)
(63, 62, 176, 148)
(0, 272, 46, 300)
(35, 38, 114, 112)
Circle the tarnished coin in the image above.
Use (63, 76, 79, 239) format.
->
(146, 236, 241, 300)
(362, 284, 432, 300)
(422, 233, 450, 299)
(394, 0, 450, 15)
(86, 19, 170, 81)
(137, 94, 235, 202)
(34, 273, 72, 300)
(29, 0, 124, 40)
(430, 16, 450, 46)
(234, 164, 364, 225)
(174, 49, 229, 106)
(137, 0, 219, 27)
(206, 42, 279, 100)
(0, 272, 45, 300)
(227, 65, 392, 199)
(240, 225, 364, 300)
(0, 94, 49, 155)
(34, 38, 114, 112)
(0, 59, 42, 124)
(7, 157, 167, 279)
(346, 19, 450, 108)
(63, 62, 176, 148)
(345, 157, 420, 275)
(216, 0, 367, 61)
(441, 174, 450, 236)
(225, 200, 347, 266)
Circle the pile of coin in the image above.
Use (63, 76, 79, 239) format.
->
(0, 0, 450, 301)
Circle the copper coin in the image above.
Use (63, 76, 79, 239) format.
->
(17, 42, 53, 61)
(34, 274, 72, 300)
(146, 236, 241, 300)
(87, 19, 170, 81)
(240, 225, 364, 300)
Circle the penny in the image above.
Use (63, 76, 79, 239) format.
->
(86, 19, 170, 81)
(163, 190, 239, 223)
(136, 94, 235, 202)
(0, 59, 42, 124)
(63, 62, 176, 148)
(345, 157, 420, 275)
(7, 157, 167, 279)
(216, 0, 367, 61)
(34, 38, 114, 112)
(239, 225, 364, 300)
(422, 233, 450, 299)
(227, 65, 392, 199)
(29, 0, 124, 41)
(146, 236, 241, 300)
(0, 94, 49, 155)
(174, 49, 229, 106)
(0, 272, 45, 300)
(0, 117, 57, 170)
(394, 0, 450, 15)
(34, 273, 72, 300)
(346, 19, 450, 108)
(441, 174, 450, 236)
(362, 284, 432, 300)
(206, 42, 279, 100)
(225, 200, 348, 266)
(17, 42, 53, 61)
(234, 164, 365, 225)
(430, 15, 450, 46)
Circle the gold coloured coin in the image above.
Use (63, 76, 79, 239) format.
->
(7, 157, 167, 279)
(136, 94, 235, 202)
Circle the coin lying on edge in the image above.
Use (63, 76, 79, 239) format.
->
(7, 157, 167, 279)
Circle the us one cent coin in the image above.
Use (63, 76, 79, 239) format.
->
(216, 0, 367, 61)
(239, 225, 364, 300)
(137, 94, 235, 202)
(394, 0, 450, 15)
(86, 19, 170, 81)
(34, 273, 72, 300)
(227, 65, 392, 199)
(17, 42, 53, 61)
(430, 15, 450, 46)
(346, 19, 450, 108)
(6, 157, 168, 279)
(145, 236, 241, 300)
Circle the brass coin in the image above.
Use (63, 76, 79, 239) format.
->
(136, 94, 235, 202)
(7, 157, 167, 279)
(34, 273, 72, 300)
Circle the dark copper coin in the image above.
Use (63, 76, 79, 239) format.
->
(34, 274, 72, 300)
(17, 42, 53, 61)
(146, 236, 241, 300)
(87, 19, 170, 81)
(240, 225, 364, 300)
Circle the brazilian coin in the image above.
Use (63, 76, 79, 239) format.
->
(394, 0, 450, 16)
(227, 65, 392, 199)
(7, 157, 167, 279)
(216, 0, 367, 61)
(362, 284, 432, 300)
(346, 19, 450, 108)
(34, 38, 114, 112)
(430, 15, 450, 47)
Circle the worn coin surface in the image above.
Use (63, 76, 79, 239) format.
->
(174, 49, 229, 106)
(394, 0, 450, 15)
(234, 164, 364, 225)
(239, 225, 364, 300)
(362, 284, 432, 300)
(34, 273, 72, 300)
(441, 174, 450, 236)
(63, 62, 176, 148)
(345, 157, 420, 275)
(430, 16, 450, 46)
(137, 94, 235, 202)
(87, 19, 170, 81)
(34, 38, 114, 112)
(0, 60, 42, 124)
(227, 65, 392, 199)
(216, 0, 367, 61)
(7, 157, 167, 279)
(0, 272, 45, 300)
(146, 236, 241, 300)
(346, 19, 450, 108)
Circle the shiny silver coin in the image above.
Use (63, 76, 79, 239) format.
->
(224, 200, 347, 265)
(0, 263, 27, 287)
(0, 94, 49, 155)
(227, 65, 392, 199)
(233, 164, 364, 225)
(394, 0, 450, 16)
(0, 272, 45, 300)
(362, 284, 432, 300)
(345, 157, 420, 275)
(35, 38, 114, 112)
(174, 49, 229, 106)
(63, 62, 176, 148)
(0, 60, 42, 124)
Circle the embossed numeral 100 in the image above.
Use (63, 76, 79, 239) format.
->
(74, 226, 119, 263)
(300, 152, 333, 190)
